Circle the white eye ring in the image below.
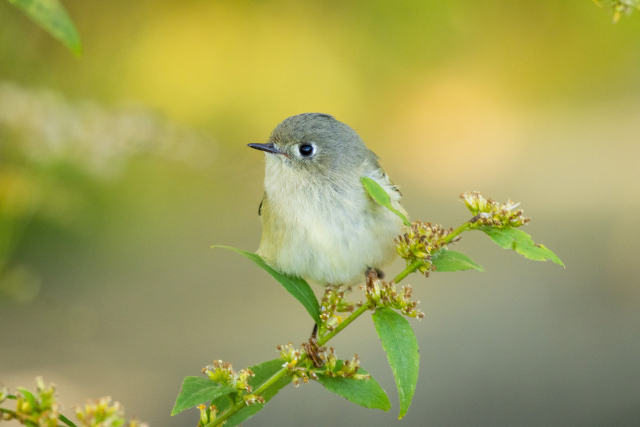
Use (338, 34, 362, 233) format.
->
(298, 143, 316, 157)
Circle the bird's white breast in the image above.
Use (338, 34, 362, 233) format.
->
(257, 158, 406, 286)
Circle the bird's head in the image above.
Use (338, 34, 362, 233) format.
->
(248, 113, 369, 178)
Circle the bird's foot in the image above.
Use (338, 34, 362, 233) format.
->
(303, 323, 326, 368)
(365, 267, 384, 280)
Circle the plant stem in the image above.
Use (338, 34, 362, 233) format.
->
(443, 222, 471, 245)
(207, 259, 423, 426)
(0, 408, 18, 417)
(0, 407, 40, 427)
(318, 301, 371, 346)
(252, 367, 289, 396)
(205, 368, 290, 427)
(392, 260, 424, 283)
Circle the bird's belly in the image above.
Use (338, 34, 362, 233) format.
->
(258, 203, 402, 286)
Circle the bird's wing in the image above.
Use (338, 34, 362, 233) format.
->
(361, 152, 406, 216)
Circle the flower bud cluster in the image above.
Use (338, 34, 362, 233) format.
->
(319, 285, 355, 334)
(75, 397, 121, 427)
(277, 343, 302, 369)
(1, 379, 146, 427)
(75, 396, 145, 427)
(197, 404, 217, 426)
(277, 343, 371, 387)
(3, 377, 59, 427)
(320, 349, 370, 380)
(277, 343, 313, 386)
(460, 191, 530, 228)
(290, 368, 316, 387)
(359, 278, 424, 319)
(242, 394, 266, 405)
(396, 221, 453, 277)
(203, 360, 255, 395)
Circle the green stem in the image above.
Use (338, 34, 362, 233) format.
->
(443, 222, 471, 245)
(205, 368, 290, 427)
(0, 407, 40, 427)
(252, 368, 289, 396)
(207, 259, 423, 426)
(392, 260, 424, 283)
(317, 301, 371, 346)
(0, 407, 18, 417)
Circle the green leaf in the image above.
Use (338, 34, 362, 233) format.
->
(432, 249, 484, 272)
(372, 307, 419, 419)
(360, 176, 411, 226)
(213, 246, 321, 324)
(171, 377, 235, 416)
(58, 414, 79, 427)
(316, 361, 391, 411)
(478, 227, 564, 267)
(8, 0, 82, 56)
(209, 359, 291, 427)
(17, 387, 37, 409)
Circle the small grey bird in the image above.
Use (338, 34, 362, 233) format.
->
(248, 113, 408, 286)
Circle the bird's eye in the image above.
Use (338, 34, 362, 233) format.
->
(299, 144, 314, 157)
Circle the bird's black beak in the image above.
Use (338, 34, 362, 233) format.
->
(247, 143, 285, 155)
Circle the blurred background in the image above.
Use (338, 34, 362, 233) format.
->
(1, 0, 640, 426)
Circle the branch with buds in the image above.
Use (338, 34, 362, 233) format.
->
(171, 188, 563, 427)
(0, 377, 146, 427)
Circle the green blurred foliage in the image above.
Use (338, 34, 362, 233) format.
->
(7, 0, 82, 55)
(0, 83, 215, 303)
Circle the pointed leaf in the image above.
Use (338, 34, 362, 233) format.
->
(316, 361, 390, 411)
(58, 414, 79, 427)
(209, 359, 291, 427)
(478, 227, 564, 266)
(360, 176, 410, 226)
(172, 377, 235, 416)
(8, 0, 82, 56)
(372, 307, 419, 419)
(17, 388, 37, 408)
(213, 246, 321, 324)
(432, 249, 484, 272)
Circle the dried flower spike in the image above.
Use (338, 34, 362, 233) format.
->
(460, 191, 530, 228)
(395, 221, 452, 276)
(318, 285, 355, 335)
(361, 273, 424, 319)
(203, 360, 255, 394)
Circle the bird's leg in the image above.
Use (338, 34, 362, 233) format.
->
(365, 267, 384, 280)
(364, 268, 380, 296)
(303, 323, 326, 368)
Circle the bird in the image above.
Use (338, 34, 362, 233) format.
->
(248, 113, 408, 287)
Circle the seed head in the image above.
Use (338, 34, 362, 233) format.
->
(461, 192, 530, 228)
(396, 221, 452, 276)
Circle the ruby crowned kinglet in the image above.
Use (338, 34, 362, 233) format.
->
(248, 113, 408, 286)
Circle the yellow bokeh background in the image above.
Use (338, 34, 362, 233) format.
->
(1, 1, 640, 426)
